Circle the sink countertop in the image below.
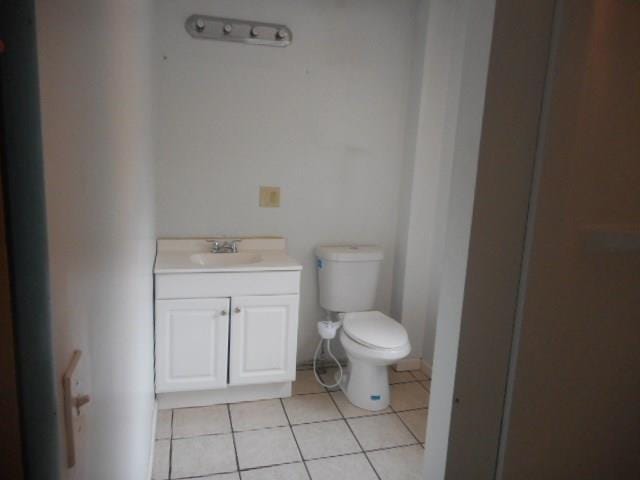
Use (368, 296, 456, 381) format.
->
(154, 237, 303, 274)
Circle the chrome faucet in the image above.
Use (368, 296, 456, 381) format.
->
(208, 239, 241, 253)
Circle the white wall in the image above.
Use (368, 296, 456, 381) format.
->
(37, 1, 157, 479)
(153, 0, 419, 361)
(390, 0, 429, 355)
(423, 0, 496, 478)
(393, 0, 465, 363)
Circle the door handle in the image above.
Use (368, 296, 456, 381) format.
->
(234, 307, 242, 314)
(220, 310, 228, 316)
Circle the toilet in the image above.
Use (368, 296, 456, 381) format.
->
(315, 245, 410, 411)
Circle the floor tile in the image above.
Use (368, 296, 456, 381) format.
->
(230, 399, 288, 432)
(156, 410, 172, 440)
(330, 391, 391, 418)
(293, 370, 326, 395)
(306, 453, 377, 480)
(240, 462, 309, 480)
(172, 434, 236, 478)
(390, 383, 429, 411)
(347, 413, 416, 451)
(282, 393, 341, 425)
(292, 419, 360, 460)
(151, 439, 170, 480)
(234, 426, 301, 470)
(368, 445, 425, 480)
(388, 368, 415, 384)
(173, 405, 231, 438)
(419, 381, 430, 392)
(398, 409, 428, 443)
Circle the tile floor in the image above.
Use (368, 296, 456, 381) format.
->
(153, 367, 430, 480)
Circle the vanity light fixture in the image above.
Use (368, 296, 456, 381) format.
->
(185, 15, 292, 47)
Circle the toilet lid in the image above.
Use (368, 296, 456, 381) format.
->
(342, 311, 408, 350)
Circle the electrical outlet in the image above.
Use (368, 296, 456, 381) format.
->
(259, 186, 280, 207)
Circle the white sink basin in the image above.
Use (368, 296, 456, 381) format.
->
(189, 252, 262, 268)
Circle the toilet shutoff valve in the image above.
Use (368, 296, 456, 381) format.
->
(317, 320, 340, 339)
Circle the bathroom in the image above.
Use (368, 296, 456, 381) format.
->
(4, 0, 490, 478)
(11, 0, 640, 480)
(152, 1, 439, 477)
(41, 1, 452, 477)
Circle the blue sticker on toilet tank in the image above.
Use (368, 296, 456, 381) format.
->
(317, 259, 323, 269)
(370, 395, 381, 401)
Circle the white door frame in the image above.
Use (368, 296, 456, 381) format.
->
(422, 1, 558, 478)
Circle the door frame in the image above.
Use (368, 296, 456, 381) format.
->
(423, 0, 559, 478)
(0, 110, 24, 479)
(0, 1, 60, 478)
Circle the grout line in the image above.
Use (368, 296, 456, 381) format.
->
(393, 406, 429, 414)
(365, 442, 422, 454)
(325, 388, 381, 480)
(172, 469, 237, 480)
(291, 389, 329, 397)
(409, 370, 430, 382)
(280, 398, 313, 479)
(390, 379, 426, 386)
(415, 380, 431, 393)
(390, 405, 423, 445)
(226, 404, 241, 474)
(239, 459, 305, 473)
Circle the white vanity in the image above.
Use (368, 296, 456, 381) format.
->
(153, 237, 302, 408)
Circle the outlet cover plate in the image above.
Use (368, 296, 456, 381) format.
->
(260, 186, 281, 208)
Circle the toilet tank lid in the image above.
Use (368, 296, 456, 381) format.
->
(315, 245, 383, 262)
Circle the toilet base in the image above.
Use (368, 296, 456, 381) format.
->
(341, 359, 391, 411)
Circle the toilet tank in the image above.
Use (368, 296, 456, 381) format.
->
(315, 245, 384, 312)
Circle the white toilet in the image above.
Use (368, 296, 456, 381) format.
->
(315, 245, 410, 411)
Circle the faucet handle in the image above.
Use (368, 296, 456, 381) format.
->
(206, 239, 221, 252)
(228, 239, 242, 253)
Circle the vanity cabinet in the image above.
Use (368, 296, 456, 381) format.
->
(155, 298, 230, 393)
(229, 295, 299, 386)
(154, 237, 302, 407)
(155, 294, 299, 393)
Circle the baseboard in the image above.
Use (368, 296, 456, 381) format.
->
(420, 359, 432, 380)
(297, 358, 348, 370)
(157, 382, 292, 409)
(147, 400, 158, 480)
(394, 357, 422, 371)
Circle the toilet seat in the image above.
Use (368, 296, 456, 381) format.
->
(342, 311, 408, 350)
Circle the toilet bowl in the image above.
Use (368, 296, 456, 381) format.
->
(337, 310, 410, 410)
(315, 244, 410, 411)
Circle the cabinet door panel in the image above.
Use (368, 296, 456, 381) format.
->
(155, 298, 230, 393)
(229, 295, 299, 385)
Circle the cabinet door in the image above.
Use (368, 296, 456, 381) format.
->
(229, 295, 299, 385)
(155, 298, 230, 393)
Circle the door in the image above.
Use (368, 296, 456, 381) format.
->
(229, 295, 299, 385)
(0, 147, 24, 478)
(155, 298, 230, 393)
(498, 1, 640, 477)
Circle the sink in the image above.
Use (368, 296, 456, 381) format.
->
(189, 252, 262, 268)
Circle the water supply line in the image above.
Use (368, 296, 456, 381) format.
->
(312, 314, 344, 389)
